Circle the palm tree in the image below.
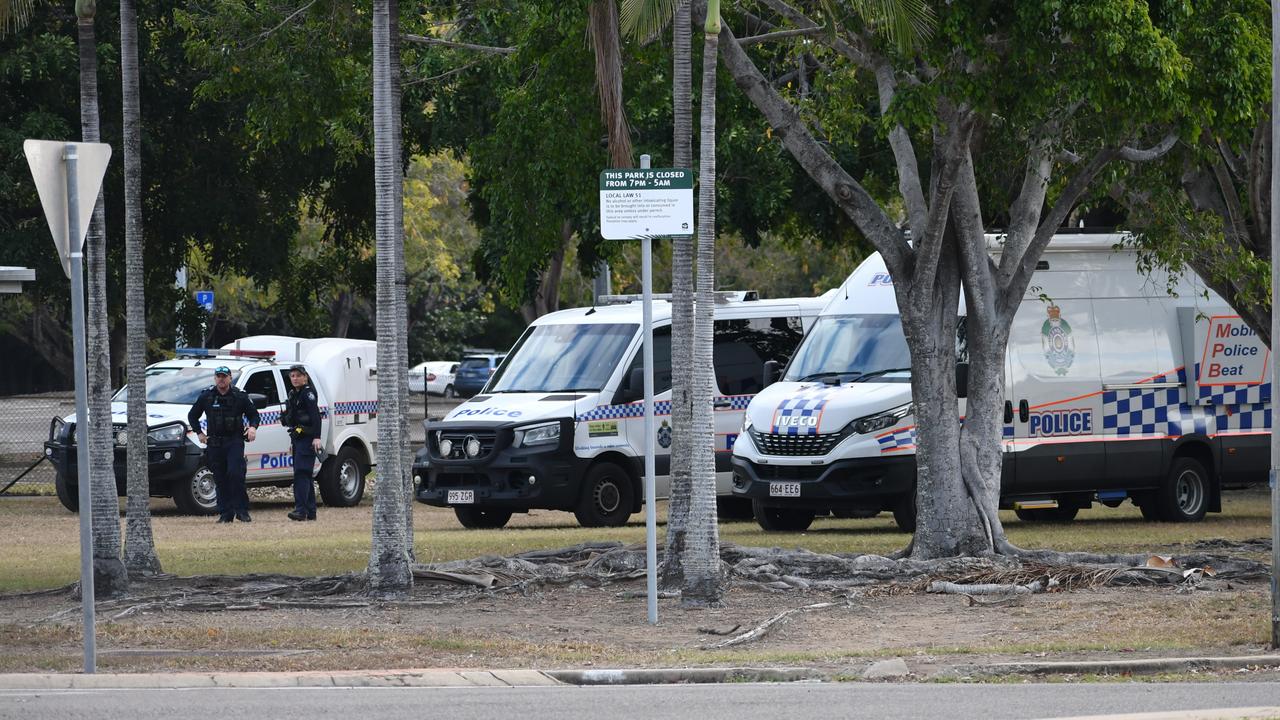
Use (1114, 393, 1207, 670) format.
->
(682, 0, 723, 606)
(0, 0, 38, 36)
(120, 0, 160, 575)
(76, 0, 127, 597)
(390, 0, 414, 561)
(368, 0, 412, 595)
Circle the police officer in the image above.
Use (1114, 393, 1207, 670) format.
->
(282, 364, 322, 521)
(188, 366, 260, 523)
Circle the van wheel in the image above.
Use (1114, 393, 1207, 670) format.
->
(443, 385, 456, 399)
(1155, 457, 1208, 522)
(891, 490, 917, 533)
(319, 446, 366, 507)
(172, 467, 218, 515)
(1014, 506, 1079, 523)
(752, 500, 815, 532)
(1138, 500, 1162, 521)
(574, 462, 634, 527)
(55, 472, 78, 512)
(454, 506, 512, 529)
(715, 497, 754, 521)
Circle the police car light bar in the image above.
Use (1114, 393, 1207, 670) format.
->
(175, 347, 219, 357)
(597, 290, 758, 305)
(228, 349, 276, 359)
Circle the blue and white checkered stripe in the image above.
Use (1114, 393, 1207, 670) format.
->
(575, 396, 750, 423)
(1100, 367, 1269, 437)
(876, 426, 915, 452)
(771, 387, 836, 436)
(334, 400, 378, 415)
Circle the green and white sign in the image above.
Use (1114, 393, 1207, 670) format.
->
(599, 168, 693, 239)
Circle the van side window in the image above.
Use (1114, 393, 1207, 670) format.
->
(617, 326, 673, 402)
(714, 316, 804, 395)
(244, 370, 282, 406)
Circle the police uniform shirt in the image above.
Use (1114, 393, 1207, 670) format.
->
(188, 385, 261, 438)
(284, 384, 322, 440)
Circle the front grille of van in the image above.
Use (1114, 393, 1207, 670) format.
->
(750, 429, 844, 457)
(432, 429, 498, 461)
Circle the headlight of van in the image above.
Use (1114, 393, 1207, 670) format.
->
(147, 423, 187, 443)
(513, 421, 560, 448)
(850, 403, 913, 435)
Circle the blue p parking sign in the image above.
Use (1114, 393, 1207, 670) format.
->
(195, 290, 214, 312)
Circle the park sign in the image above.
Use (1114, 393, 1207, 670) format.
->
(599, 168, 693, 240)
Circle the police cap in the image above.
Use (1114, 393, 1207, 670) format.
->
(288, 364, 308, 375)
(213, 365, 231, 376)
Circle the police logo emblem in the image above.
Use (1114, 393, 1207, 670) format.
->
(657, 420, 672, 449)
(1041, 303, 1075, 376)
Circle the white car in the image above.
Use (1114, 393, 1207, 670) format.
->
(410, 361, 460, 396)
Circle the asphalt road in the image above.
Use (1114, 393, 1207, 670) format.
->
(3, 682, 1279, 720)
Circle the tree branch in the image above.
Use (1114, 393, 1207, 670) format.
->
(737, 26, 825, 46)
(875, 61, 929, 236)
(400, 33, 516, 55)
(756, 0, 872, 69)
(1117, 132, 1178, 162)
(998, 147, 1119, 322)
(711, 12, 909, 274)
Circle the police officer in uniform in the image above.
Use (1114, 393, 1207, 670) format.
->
(188, 366, 260, 523)
(282, 364, 322, 521)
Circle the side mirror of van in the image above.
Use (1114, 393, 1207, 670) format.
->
(248, 392, 270, 410)
(762, 360, 782, 389)
(955, 362, 969, 399)
(613, 367, 645, 404)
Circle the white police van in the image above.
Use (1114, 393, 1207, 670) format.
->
(414, 291, 833, 528)
(732, 233, 1270, 532)
(45, 336, 378, 515)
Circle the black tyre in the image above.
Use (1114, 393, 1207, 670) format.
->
(54, 472, 78, 512)
(1138, 501, 1162, 521)
(1155, 457, 1209, 522)
(715, 496, 755, 521)
(319, 446, 366, 507)
(752, 500, 815, 532)
(574, 461, 634, 527)
(1014, 506, 1079, 523)
(892, 490, 917, 533)
(454, 506, 513, 529)
(443, 385, 456, 399)
(172, 466, 219, 515)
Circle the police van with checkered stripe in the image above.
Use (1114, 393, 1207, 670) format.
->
(44, 336, 378, 515)
(413, 291, 832, 529)
(731, 233, 1269, 532)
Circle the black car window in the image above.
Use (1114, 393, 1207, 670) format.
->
(244, 370, 281, 405)
(616, 326, 673, 402)
(714, 316, 805, 395)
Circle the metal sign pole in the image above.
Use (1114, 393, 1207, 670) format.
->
(64, 144, 96, 673)
(639, 154, 658, 626)
(1270, 0, 1280, 649)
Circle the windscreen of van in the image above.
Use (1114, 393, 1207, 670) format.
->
(783, 314, 911, 383)
(489, 323, 638, 393)
(113, 366, 232, 404)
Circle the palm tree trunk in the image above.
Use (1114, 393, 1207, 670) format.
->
(683, 0, 722, 606)
(390, 0, 414, 562)
(77, 0, 127, 597)
(659, 0, 694, 590)
(120, 0, 160, 576)
(369, 0, 412, 595)
(588, 0, 632, 168)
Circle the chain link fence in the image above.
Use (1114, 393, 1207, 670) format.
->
(0, 391, 73, 490)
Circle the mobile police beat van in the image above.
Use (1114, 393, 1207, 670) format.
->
(731, 233, 1270, 532)
(44, 336, 378, 515)
(413, 291, 832, 529)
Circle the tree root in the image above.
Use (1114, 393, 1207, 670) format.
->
(702, 601, 842, 649)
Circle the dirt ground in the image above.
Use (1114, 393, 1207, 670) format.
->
(1, 554, 1277, 681)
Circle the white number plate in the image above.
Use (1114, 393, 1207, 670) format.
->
(447, 489, 475, 504)
(769, 482, 801, 498)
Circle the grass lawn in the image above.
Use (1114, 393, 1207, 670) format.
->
(0, 487, 1271, 593)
